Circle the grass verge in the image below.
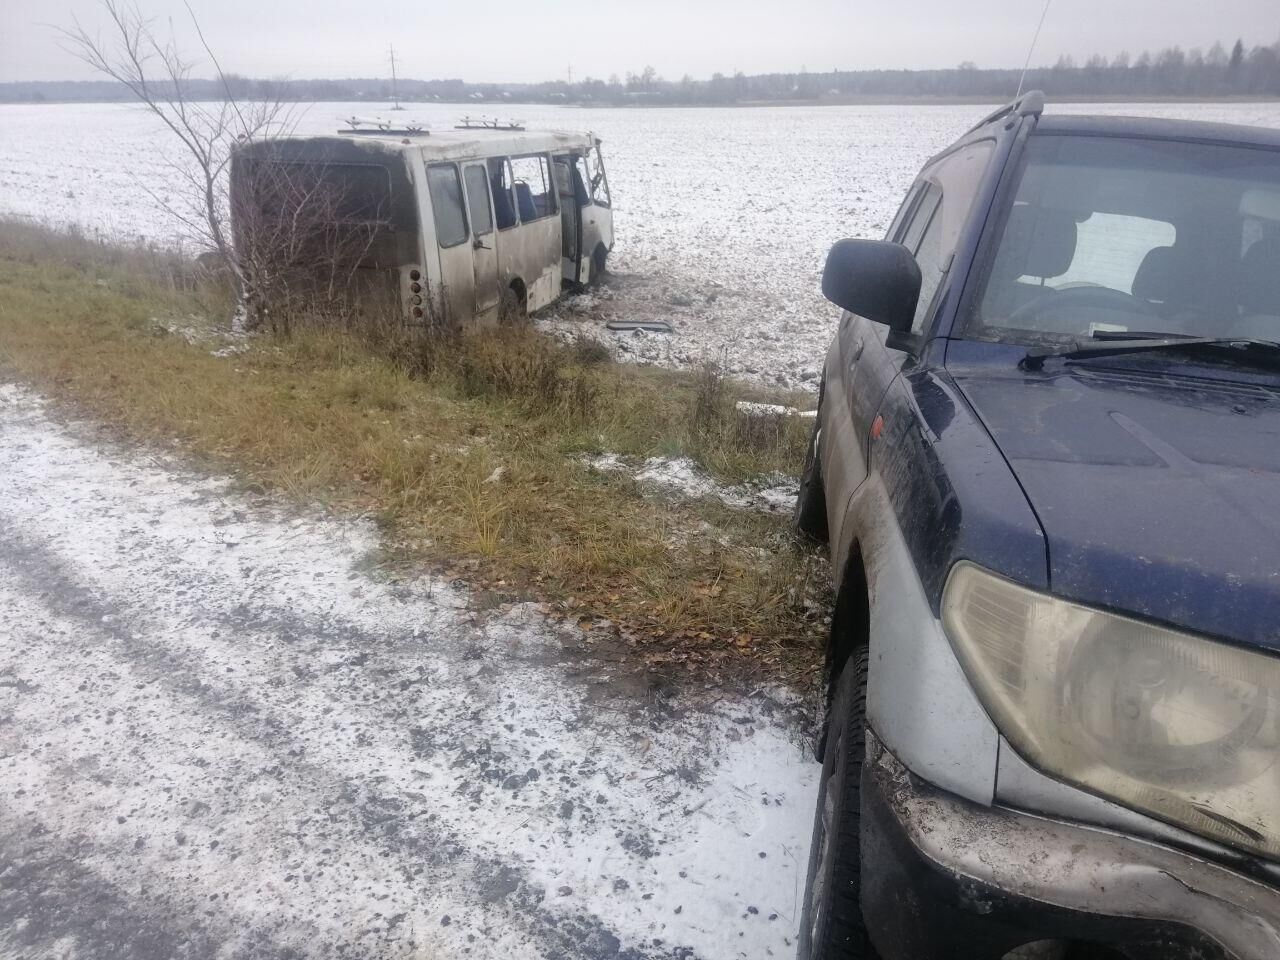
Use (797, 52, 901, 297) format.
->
(0, 220, 828, 682)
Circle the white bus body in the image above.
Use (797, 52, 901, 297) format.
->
(231, 128, 614, 327)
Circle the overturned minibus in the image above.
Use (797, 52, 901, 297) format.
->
(230, 125, 613, 327)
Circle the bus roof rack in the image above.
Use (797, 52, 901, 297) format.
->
(455, 116, 527, 131)
(964, 90, 1045, 135)
(339, 116, 430, 135)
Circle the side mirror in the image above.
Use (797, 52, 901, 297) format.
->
(822, 239, 922, 334)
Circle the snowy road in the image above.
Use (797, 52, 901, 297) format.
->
(0, 384, 819, 960)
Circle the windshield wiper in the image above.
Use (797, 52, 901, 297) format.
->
(1020, 335, 1280, 371)
(1090, 330, 1199, 341)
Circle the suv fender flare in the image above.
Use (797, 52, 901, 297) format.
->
(834, 473, 1000, 806)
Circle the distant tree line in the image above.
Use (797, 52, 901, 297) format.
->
(4, 38, 1278, 106)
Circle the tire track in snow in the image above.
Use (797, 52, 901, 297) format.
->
(0, 385, 818, 960)
(0, 529, 673, 959)
(0, 813, 258, 960)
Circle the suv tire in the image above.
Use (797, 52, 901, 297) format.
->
(798, 648, 876, 959)
(794, 417, 829, 542)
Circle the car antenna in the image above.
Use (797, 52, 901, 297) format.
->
(1016, 0, 1054, 98)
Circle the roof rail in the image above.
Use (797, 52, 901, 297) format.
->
(964, 89, 1045, 135)
(339, 115, 429, 136)
(455, 116, 527, 131)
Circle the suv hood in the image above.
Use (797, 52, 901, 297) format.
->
(952, 361, 1280, 653)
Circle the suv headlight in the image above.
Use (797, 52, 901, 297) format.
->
(942, 561, 1280, 861)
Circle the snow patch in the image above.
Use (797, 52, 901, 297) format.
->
(589, 453, 798, 515)
(735, 400, 817, 419)
(152, 313, 251, 356)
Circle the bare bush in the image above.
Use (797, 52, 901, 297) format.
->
(732, 407, 791, 458)
(59, 1, 287, 326)
(59, 1, 382, 334)
(230, 155, 390, 335)
(445, 329, 600, 418)
(570, 335, 613, 366)
(690, 360, 732, 436)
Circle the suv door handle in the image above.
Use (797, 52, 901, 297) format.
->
(852, 339, 866, 362)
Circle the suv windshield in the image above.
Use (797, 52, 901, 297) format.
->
(967, 134, 1280, 347)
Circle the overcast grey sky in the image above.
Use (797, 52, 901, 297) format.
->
(2, 0, 1277, 84)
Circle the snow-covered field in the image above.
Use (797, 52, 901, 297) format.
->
(0, 383, 818, 960)
(3, 100, 1280, 388)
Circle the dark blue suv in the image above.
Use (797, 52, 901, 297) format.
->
(794, 93, 1280, 960)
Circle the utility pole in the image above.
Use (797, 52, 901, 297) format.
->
(567, 63, 573, 85)
(388, 43, 403, 110)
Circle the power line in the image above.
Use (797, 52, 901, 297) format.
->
(388, 43, 402, 109)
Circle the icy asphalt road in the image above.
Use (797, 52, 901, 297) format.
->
(0, 384, 819, 960)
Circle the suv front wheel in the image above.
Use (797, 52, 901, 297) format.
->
(794, 416, 829, 542)
(798, 648, 876, 959)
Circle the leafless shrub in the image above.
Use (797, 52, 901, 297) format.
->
(229, 156, 391, 336)
(59, 1, 374, 334)
(570, 335, 613, 366)
(390, 326, 455, 380)
(458, 334, 560, 404)
(690, 360, 732, 436)
(733, 407, 790, 457)
(450, 329, 599, 418)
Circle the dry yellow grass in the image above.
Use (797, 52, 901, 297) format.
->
(0, 220, 828, 681)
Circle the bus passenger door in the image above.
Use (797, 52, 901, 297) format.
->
(463, 162, 500, 322)
(581, 144, 613, 279)
(425, 162, 476, 325)
(507, 153, 562, 312)
(553, 156, 583, 284)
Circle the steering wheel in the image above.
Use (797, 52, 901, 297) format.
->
(1006, 285, 1156, 332)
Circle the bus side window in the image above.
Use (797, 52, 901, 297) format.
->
(425, 163, 468, 248)
(587, 146, 610, 208)
(463, 165, 493, 237)
(510, 154, 558, 222)
(488, 157, 517, 230)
